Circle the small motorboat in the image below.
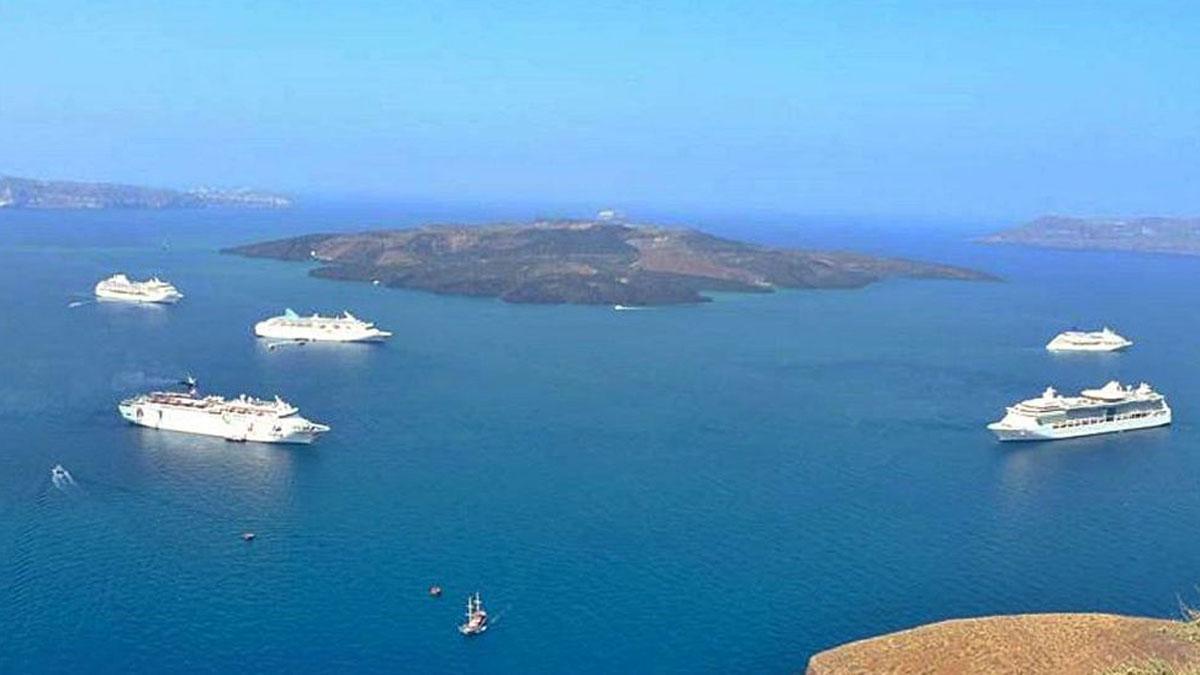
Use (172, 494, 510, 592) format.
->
(458, 592, 488, 635)
(50, 464, 75, 489)
(429, 585, 443, 597)
(242, 532, 256, 542)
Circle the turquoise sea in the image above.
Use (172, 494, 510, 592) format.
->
(3, 206, 1200, 673)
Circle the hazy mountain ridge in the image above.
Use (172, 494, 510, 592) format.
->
(0, 175, 291, 209)
(225, 220, 996, 306)
(985, 215, 1200, 255)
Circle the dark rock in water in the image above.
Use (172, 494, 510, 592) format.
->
(224, 220, 996, 306)
(0, 175, 290, 209)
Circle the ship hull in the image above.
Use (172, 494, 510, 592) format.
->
(118, 402, 326, 444)
(988, 412, 1171, 442)
(1045, 342, 1131, 352)
(254, 323, 391, 343)
(96, 289, 183, 304)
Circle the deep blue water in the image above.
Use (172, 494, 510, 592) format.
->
(3, 206, 1200, 673)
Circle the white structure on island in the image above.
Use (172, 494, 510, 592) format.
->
(988, 381, 1170, 441)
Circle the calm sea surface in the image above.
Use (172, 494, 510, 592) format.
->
(2, 206, 1199, 673)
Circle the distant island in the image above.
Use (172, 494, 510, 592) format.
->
(225, 219, 996, 306)
(985, 215, 1200, 255)
(0, 175, 291, 209)
(807, 612, 1200, 674)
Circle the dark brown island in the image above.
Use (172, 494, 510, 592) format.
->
(225, 219, 996, 306)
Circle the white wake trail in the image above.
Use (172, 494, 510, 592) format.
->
(50, 465, 77, 490)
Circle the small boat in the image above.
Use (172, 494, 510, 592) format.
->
(50, 464, 75, 488)
(458, 592, 488, 635)
(242, 532, 256, 542)
(429, 585, 443, 597)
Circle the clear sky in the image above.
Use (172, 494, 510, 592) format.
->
(1, 1, 1197, 218)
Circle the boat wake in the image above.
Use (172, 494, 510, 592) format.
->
(613, 304, 648, 311)
(50, 465, 76, 491)
(111, 371, 185, 390)
(67, 300, 92, 308)
(488, 606, 511, 627)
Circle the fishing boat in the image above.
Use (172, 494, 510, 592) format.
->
(458, 592, 488, 636)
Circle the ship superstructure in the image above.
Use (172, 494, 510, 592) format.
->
(988, 381, 1170, 441)
(1045, 327, 1132, 352)
(95, 274, 184, 304)
(254, 309, 391, 342)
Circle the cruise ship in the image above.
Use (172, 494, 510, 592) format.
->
(254, 309, 392, 342)
(988, 381, 1170, 441)
(94, 274, 184, 304)
(1045, 327, 1132, 352)
(118, 387, 330, 444)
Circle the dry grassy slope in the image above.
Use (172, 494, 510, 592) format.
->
(806, 613, 1200, 675)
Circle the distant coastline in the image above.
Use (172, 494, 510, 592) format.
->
(0, 175, 290, 209)
(224, 219, 997, 306)
(984, 215, 1200, 256)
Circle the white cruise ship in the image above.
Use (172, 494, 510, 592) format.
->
(118, 387, 330, 444)
(1045, 327, 1132, 352)
(988, 381, 1170, 442)
(95, 274, 184, 304)
(254, 309, 392, 342)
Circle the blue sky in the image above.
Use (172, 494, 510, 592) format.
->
(1, 1, 1197, 217)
